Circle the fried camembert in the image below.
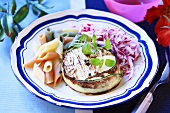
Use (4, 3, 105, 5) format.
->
(62, 34, 123, 94)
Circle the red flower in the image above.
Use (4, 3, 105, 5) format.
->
(145, 0, 170, 47)
(157, 28, 170, 47)
(145, 0, 170, 34)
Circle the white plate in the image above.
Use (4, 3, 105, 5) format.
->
(11, 9, 158, 109)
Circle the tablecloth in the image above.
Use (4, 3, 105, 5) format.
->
(0, 0, 75, 113)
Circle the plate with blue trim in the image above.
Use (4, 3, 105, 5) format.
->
(11, 9, 158, 109)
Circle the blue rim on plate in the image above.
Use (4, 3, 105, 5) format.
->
(11, 9, 158, 109)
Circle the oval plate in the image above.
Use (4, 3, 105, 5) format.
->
(11, 9, 158, 109)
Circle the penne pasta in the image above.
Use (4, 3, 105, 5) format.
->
(43, 60, 53, 72)
(37, 38, 60, 54)
(54, 62, 62, 87)
(39, 34, 47, 45)
(55, 39, 63, 58)
(33, 63, 46, 84)
(37, 52, 60, 61)
(24, 29, 66, 87)
(63, 37, 74, 45)
(62, 28, 78, 33)
(24, 57, 38, 68)
(53, 31, 60, 39)
(62, 28, 78, 37)
(45, 28, 53, 42)
(45, 70, 54, 84)
(54, 76, 62, 87)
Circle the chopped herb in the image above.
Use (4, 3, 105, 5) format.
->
(92, 34, 98, 51)
(89, 58, 101, 66)
(99, 59, 104, 68)
(79, 34, 91, 42)
(104, 38, 112, 50)
(72, 43, 82, 48)
(82, 43, 93, 55)
(105, 59, 116, 67)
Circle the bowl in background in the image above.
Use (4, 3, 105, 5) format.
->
(104, 0, 160, 23)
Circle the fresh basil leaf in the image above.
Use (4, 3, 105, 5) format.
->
(104, 38, 112, 50)
(0, 5, 7, 12)
(92, 34, 98, 50)
(10, 0, 16, 15)
(99, 59, 104, 68)
(82, 43, 93, 55)
(32, 4, 47, 17)
(79, 34, 91, 42)
(90, 58, 100, 66)
(105, 59, 116, 67)
(14, 4, 29, 23)
(1, 13, 13, 37)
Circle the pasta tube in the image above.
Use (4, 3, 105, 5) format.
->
(53, 31, 60, 39)
(63, 37, 74, 45)
(45, 28, 53, 42)
(37, 38, 60, 54)
(39, 34, 47, 45)
(62, 28, 78, 36)
(55, 39, 63, 58)
(54, 62, 62, 87)
(45, 70, 54, 84)
(37, 52, 60, 61)
(43, 60, 53, 72)
(23, 56, 39, 68)
(33, 63, 46, 84)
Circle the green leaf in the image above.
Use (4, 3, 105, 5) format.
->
(104, 38, 112, 50)
(0, 23, 5, 42)
(79, 34, 91, 42)
(38, 0, 43, 4)
(90, 58, 101, 66)
(11, 28, 17, 42)
(99, 59, 104, 68)
(14, 4, 29, 23)
(35, 3, 53, 9)
(82, 43, 93, 55)
(0, 5, 7, 12)
(92, 34, 98, 50)
(32, 4, 47, 17)
(1, 13, 13, 37)
(10, 0, 16, 15)
(105, 59, 116, 67)
(73, 43, 82, 48)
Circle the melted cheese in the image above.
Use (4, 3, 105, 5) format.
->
(63, 47, 116, 80)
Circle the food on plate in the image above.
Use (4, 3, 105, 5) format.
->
(62, 36, 123, 94)
(24, 28, 63, 86)
(24, 23, 141, 94)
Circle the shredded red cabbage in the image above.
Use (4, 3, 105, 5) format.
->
(78, 24, 141, 80)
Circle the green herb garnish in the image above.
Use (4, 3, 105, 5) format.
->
(105, 59, 116, 67)
(92, 34, 98, 51)
(82, 43, 93, 55)
(79, 34, 91, 42)
(89, 58, 101, 66)
(104, 38, 111, 50)
(99, 59, 104, 68)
